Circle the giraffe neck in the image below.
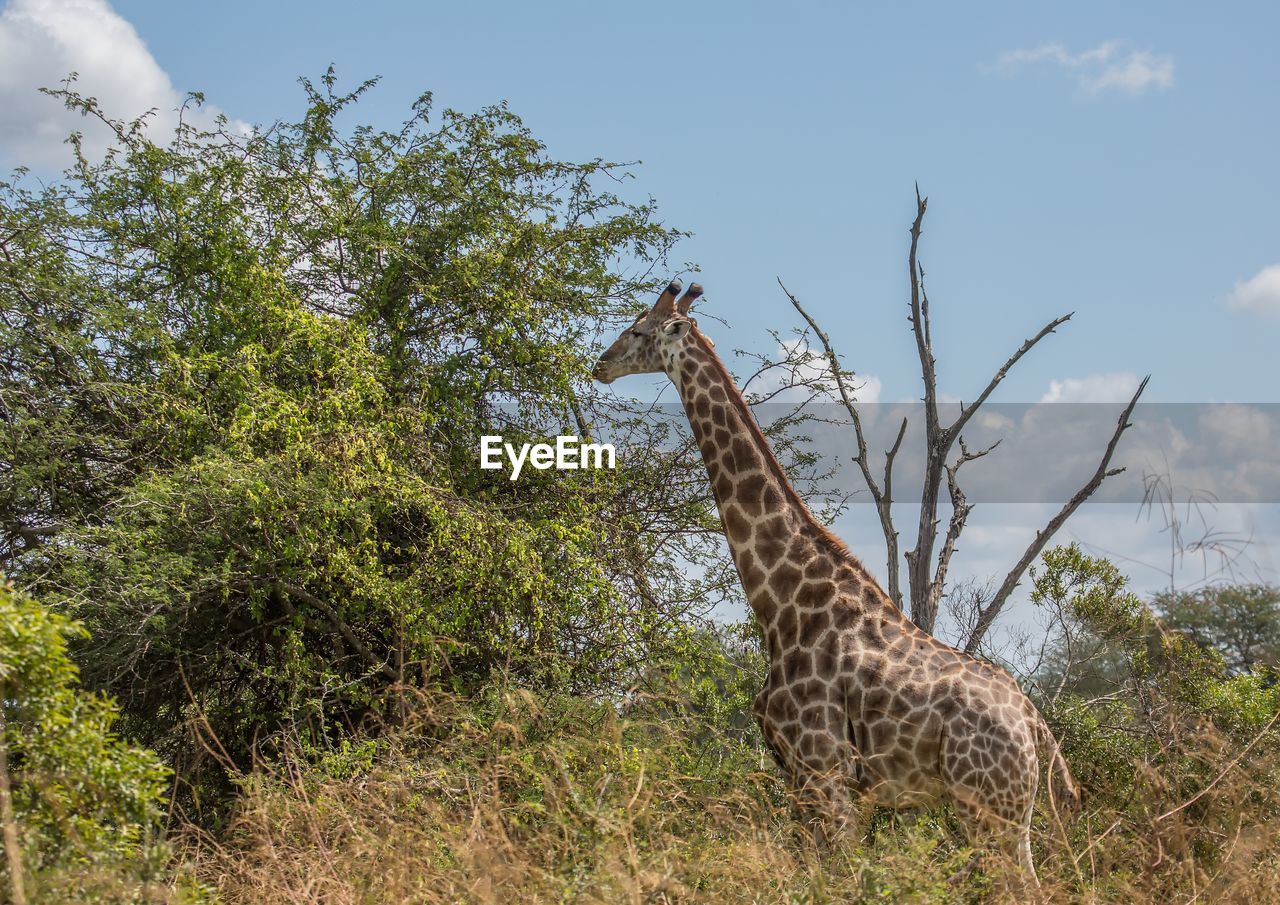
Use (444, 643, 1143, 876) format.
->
(668, 331, 886, 657)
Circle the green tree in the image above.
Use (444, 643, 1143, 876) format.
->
(1030, 545, 1226, 705)
(1155, 584, 1280, 674)
(2, 72, 727, 809)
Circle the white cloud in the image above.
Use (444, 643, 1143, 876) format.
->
(850, 373, 881, 404)
(977, 410, 1015, 432)
(1225, 264, 1280, 317)
(1040, 372, 1141, 403)
(0, 0, 239, 168)
(1081, 50, 1175, 95)
(997, 40, 1174, 97)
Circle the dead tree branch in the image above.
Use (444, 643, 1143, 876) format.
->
(917, 437, 1000, 631)
(903, 187, 1075, 633)
(778, 278, 907, 608)
(766, 190, 1143, 644)
(963, 376, 1150, 653)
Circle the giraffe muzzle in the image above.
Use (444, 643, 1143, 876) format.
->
(591, 360, 616, 384)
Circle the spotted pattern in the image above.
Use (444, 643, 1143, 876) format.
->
(592, 284, 1082, 885)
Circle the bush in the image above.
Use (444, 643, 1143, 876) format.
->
(0, 580, 170, 903)
(4, 74, 724, 814)
(1029, 546, 1280, 901)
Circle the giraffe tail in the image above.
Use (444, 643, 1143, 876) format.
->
(1037, 717, 1085, 818)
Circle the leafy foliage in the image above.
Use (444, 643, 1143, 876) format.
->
(1156, 584, 1280, 675)
(0, 580, 169, 899)
(2, 73, 724, 809)
(1029, 546, 1280, 812)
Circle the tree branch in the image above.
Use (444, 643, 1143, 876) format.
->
(879, 416, 909, 608)
(908, 186, 937, 428)
(963, 376, 1150, 653)
(946, 313, 1074, 446)
(919, 437, 1000, 631)
(274, 582, 400, 682)
(904, 188, 946, 630)
(903, 185, 1073, 633)
(0, 688, 28, 905)
(777, 278, 905, 607)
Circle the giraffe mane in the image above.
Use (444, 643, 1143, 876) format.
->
(687, 326, 878, 584)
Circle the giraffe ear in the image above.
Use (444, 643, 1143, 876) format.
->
(663, 319, 690, 338)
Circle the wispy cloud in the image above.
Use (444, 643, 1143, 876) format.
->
(1225, 264, 1280, 317)
(1040, 372, 1141, 404)
(996, 41, 1174, 97)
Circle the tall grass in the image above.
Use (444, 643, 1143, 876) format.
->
(158, 685, 1280, 904)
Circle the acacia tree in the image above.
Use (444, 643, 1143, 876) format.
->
(767, 189, 1147, 647)
(1, 72, 730, 804)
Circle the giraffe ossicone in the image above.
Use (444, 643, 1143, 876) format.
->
(593, 280, 1082, 886)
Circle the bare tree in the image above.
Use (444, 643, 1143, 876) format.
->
(773, 189, 1147, 650)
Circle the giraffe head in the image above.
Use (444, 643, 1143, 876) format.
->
(591, 280, 704, 384)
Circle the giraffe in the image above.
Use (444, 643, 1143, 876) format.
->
(592, 280, 1083, 885)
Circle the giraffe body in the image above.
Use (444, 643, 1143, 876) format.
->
(593, 281, 1080, 884)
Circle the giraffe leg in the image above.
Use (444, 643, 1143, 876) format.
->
(951, 796, 1040, 897)
(752, 687, 789, 775)
(1015, 818, 1037, 883)
(942, 731, 1042, 893)
(755, 688, 851, 844)
(792, 762, 857, 848)
(790, 711, 866, 849)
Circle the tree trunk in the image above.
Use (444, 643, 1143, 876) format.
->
(0, 690, 28, 905)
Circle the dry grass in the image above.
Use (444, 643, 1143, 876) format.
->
(149, 687, 1280, 905)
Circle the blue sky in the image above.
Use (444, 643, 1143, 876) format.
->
(3, 0, 1276, 404)
(142, 2, 1280, 404)
(2, 0, 1277, 635)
